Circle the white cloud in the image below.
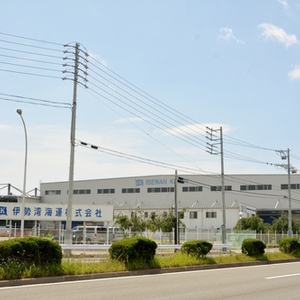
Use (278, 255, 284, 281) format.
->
(88, 51, 108, 67)
(219, 28, 244, 44)
(165, 123, 232, 136)
(288, 65, 300, 79)
(258, 23, 298, 48)
(278, 0, 289, 9)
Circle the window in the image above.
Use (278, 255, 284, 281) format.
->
(79, 189, 91, 194)
(97, 188, 115, 194)
(211, 186, 231, 191)
(45, 190, 61, 195)
(147, 187, 174, 193)
(183, 186, 202, 192)
(240, 185, 272, 191)
(206, 211, 217, 218)
(291, 184, 300, 189)
(144, 212, 149, 218)
(122, 188, 140, 193)
(281, 184, 300, 190)
(73, 189, 90, 195)
(189, 211, 198, 219)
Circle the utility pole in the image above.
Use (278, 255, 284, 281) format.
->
(276, 149, 297, 237)
(62, 42, 88, 244)
(220, 127, 226, 246)
(287, 148, 292, 237)
(174, 171, 185, 245)
(174, 170, 179, 245)
(206, 126, 226, 246)
(65, 43, 80, 245)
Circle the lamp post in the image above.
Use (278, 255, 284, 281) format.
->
(239, 212, 243, 231)
(16, 109, 27, 238)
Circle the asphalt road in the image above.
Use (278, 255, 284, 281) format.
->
(1, 262, 300, 300)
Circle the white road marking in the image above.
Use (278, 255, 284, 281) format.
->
(266, 273, 300, 280)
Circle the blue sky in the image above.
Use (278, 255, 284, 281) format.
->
(0, 0, 299, 193)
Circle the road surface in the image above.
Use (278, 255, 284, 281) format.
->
(1, 262, 300, 299)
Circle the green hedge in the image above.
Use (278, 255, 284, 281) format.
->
(241, 238, 266, 256)
(0, 237, 62, 266)
(181, 240, 213, 258)
(279, 237, 300, 254)
(109, 237, 157, 264)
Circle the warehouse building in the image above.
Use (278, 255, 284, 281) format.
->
(39, 173, 300, 229)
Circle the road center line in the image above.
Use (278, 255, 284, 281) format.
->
(266, 273, 300, 280)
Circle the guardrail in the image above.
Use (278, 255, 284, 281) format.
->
(60, 243, 232, 251)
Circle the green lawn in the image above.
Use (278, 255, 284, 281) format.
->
(0, 250, 298, 280)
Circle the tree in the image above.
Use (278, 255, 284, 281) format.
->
(147, 208, 186, 233)
(233, 216, 267, 233)
(271, 213, 300, 234)
(115, 208, 186, 238)
(114, 208, 147, 236)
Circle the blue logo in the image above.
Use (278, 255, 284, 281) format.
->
(135, 179, 144, 186)
(0, 206, 7, 216)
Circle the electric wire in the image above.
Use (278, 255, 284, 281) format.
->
(77, 139, 204, 175)
(0, 93, 71, 109)
(80, 86, 209, 173)
(0, 32, 299, 172)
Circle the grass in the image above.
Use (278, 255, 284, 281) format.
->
(0, 250, 299, 281)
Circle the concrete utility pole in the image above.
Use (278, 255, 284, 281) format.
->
(174, 170, 179, 245)
(276, 148, 297, 238)
(287, 148, 292, 237)
(220, 127, 226, 246)
(65, 43, 80, 245)
(206, 126, 226, 246)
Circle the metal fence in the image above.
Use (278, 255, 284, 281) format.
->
(1, 226, 299, 249)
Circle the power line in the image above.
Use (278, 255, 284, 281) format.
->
(0, 68, 62, 79)
(81, 86, 207, 173)
(0, 60, 62, 73)
(0, 53, 63, 66)
(77, 139, 204, 174)
(0, 94, 71, 109)
(0, 31, 63, 46)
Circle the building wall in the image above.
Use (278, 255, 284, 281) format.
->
(40, 174, 300, 210)
(39, 173, 300, 229)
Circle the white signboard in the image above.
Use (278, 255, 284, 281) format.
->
(0, 203, 114, 222)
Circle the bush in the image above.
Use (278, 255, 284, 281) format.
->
(181, 240, 213, 258)
(279, 237, 300, 254)
(109, 237, 157, 264)
(0, 237, 62, 266)
(241, 238, 266, 256)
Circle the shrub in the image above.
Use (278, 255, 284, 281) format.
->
(109, 237, 157, 264)
(279, 237, 300, 254)
(181, 240, 212, 258)
(0, 237, 62, 266)
(241, 238, 266, 256)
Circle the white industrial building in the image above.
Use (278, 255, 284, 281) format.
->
(39, 173, 300, 229)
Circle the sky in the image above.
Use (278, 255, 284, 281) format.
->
(0, 0, 299, 195)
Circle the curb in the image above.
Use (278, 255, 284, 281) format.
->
(0, 258, 299, 288)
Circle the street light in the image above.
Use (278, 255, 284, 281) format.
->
(239, 212, 243, 231)
(16, 108, 27, 238)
